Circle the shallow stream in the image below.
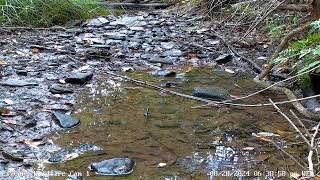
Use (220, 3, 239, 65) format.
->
(45, 68, 306, 179)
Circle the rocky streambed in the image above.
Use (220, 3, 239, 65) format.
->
(0, 10, 306, 179)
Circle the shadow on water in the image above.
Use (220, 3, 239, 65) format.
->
(46, 68, 306, 179)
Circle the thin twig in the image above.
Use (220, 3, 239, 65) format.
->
(106, 71, 320, 108)
(269, 99, 312, 149)
(290, 109, 312, 139)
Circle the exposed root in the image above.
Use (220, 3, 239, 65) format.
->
(254, 75, 320, 120)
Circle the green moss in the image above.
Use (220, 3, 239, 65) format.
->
(0, 0, 109, 27)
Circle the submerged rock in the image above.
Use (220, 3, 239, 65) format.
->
(49, 84, 73, 94)
(2, 149, 25, 161)
(0, 79, 38, 87)
(65, 72, 93, 84)
(52, 111, 80, 128)
(90, 158, 135, 176)
(192, 86, 230, 101)
(48, 143, 102, 164)
(151, 70, 176, 77)
(86, 17, 109, 27)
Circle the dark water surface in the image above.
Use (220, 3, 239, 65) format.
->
(46, 69, 305, 179)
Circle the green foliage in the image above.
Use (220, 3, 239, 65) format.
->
(0, 0, 108, 27)
(272, 20, 320, 88)
(265, 13, 299, 40)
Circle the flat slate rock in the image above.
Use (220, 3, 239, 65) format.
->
(148, 57, 173, 64)
(49, 84, 73, 94)
(65, 72, 93, 84)
(192, 86, 230, 101)
(52, 111, 80, 128)
(0, 79, 38, 87)
(90, 158, 135, 176)
(214, 54, 233, 64)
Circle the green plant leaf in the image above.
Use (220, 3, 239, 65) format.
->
(297, 61, 320, 74)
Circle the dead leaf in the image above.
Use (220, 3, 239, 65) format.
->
(224, 68, 235, 74)
(0, 60, 7, 66)
(4, 99, 14, 105)
(24, 140, 43, 149)
(242, 147, 255, 151)
(255, 154, 268, 162)
(3, 119, 17, 125)
(31, 48, 40, 54)
(0, 108, 11, 115)
(255, 136, 273, 142)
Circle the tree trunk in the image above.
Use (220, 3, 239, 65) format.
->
(311, 0, 320, 18)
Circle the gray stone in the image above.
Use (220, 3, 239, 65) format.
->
(86, 17, 109, 27)
(52, 111, 80, 128)
(163, 49, 183, 57)
(49, 84, 73, 94)
(192, 86, 230, 101)
(90, 158, 135, 176)
(148, 56, 173, 64)
(214, 54, 233, 64)
(160, 42, 175, 50)
(151, 70, 176, 77)
(65, 72, 93, 84)
(0, 79, 38, 87)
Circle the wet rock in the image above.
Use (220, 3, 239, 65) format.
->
(214, 54, 233, 64)
(90, 158, 135, 176)
(16, 70, 28, 76)
(48, 143, 102, 163)
(49, 84, 73, 94)
(208, 52, 221, 59)
(160, 81, 178, 87)
(109, 34, 126, 40)
(86, 17, 109, 27)
(129, 26, 144, 31)
(160, 42, 175, 50)
(154, 121, 180, 128)
(148, 56, 173, 64)
(163, 49, 183, 57)
(52, 111, 80, 128)
(65, 72, 93, 84)
(2, 149, 25, 161)
(0, 79, 38, 87)
(151, 70, 176, 77)
(192, 86, 230, 101)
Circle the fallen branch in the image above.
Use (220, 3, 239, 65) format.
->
(278, 3, 311, 12)
(106, 71, 320, 108)
(269, 98, 320, 178)
(255, 75, 320, 120)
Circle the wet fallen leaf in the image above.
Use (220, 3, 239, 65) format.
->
(0, 108, 11, 115)
(255, 154, 268, 162)
(3, 119, 17, 125)
(242, 147, 255, 151)
(0, 60, 7, 66)
(157, 162, 167, 168)
(4, 99, 14, 105)
(290, 172, 300, 179)
(31, 48, 40, 54)
(24, 140, 43, 149)
(224, 68, 235, 74)
(185, 66, 193, 73)
(255, 136, 273, 142)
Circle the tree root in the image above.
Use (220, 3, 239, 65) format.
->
(254, 75, 320, 120)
